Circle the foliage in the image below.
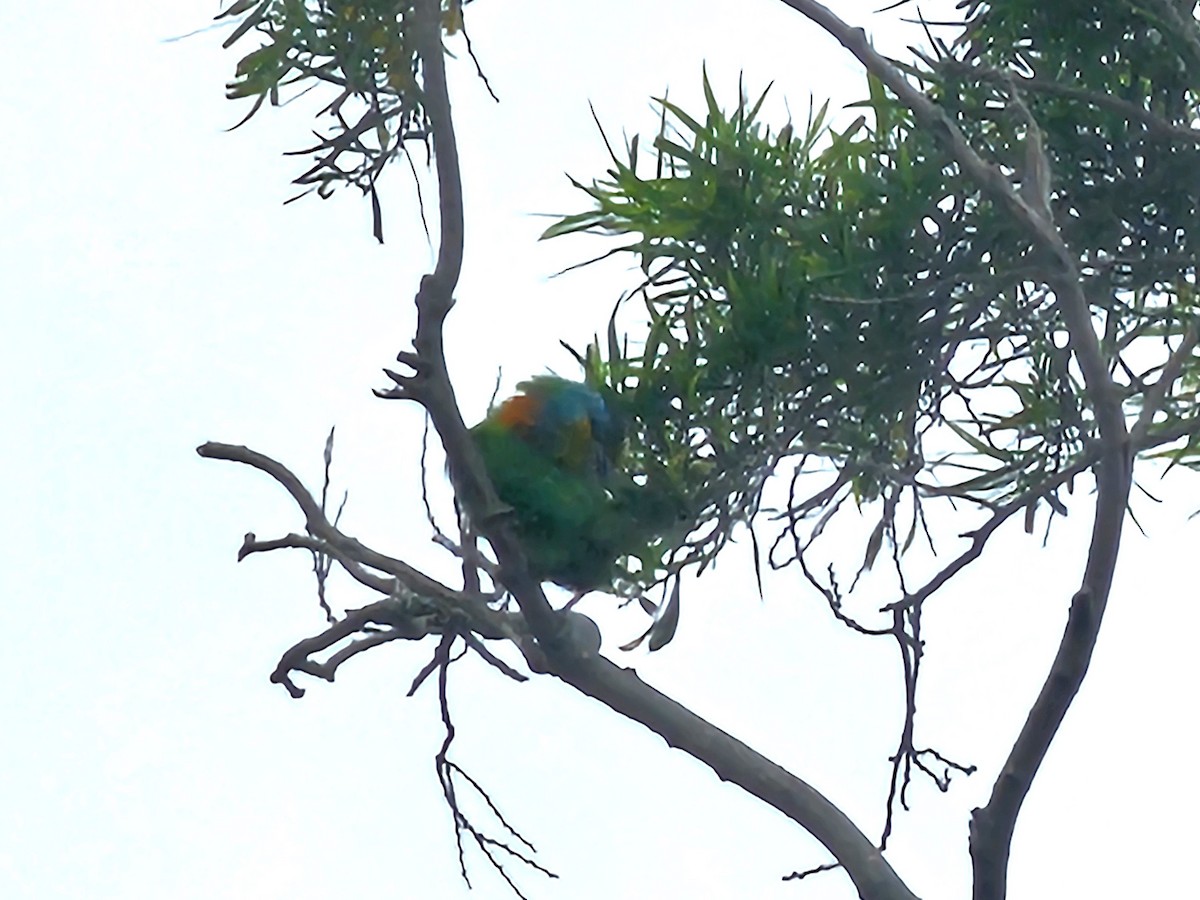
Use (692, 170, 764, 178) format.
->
(545, 2, 1200, 594)
(218, 0, 480, 240)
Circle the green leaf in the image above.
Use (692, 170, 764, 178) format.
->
(221, 0, 271, 49)
(216, 0, 264, 21)
(945, 420, 1014, 462)
(648, 579, 682, 652)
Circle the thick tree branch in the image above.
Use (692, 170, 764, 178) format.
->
(550, 654, 921, 900)
(776, 4, 1136, 899)
(378, 0, 564, 644)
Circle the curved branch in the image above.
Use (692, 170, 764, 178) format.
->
(197, 441, 456, 600)
(941, 59, 1200, 145)
(774, 5, 1136, 899)
(551, 655, 920, 900)
(196, 441, 534, 659)
(377, 0, 563, 643)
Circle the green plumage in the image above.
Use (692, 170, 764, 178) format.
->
(469, 376, 689, 593)
(471, 415, 618, 590)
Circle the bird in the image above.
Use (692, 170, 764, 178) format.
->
(487, 375, 625, 479)
(469, 376, 628, 590)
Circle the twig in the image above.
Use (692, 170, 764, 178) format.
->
(939, 59, 1200, 145)
(783, 859, 844, 882)
(238, 532, 395, 595)
(1131, 322, 1199, 443)
(269, 599, 432, 698)
(432, 639, 556, 898)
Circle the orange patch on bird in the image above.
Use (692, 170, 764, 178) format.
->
(493, 393, 540, 430)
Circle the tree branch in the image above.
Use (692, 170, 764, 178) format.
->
(550, 654, 921, 900)
(201, 430, 917, 896)
(205, 3, 1200, 897)
(938, 59, 1200, 145)
(774, 4, 1135, 899)
(195, 442, 530, 655)
(197, 441, 455, 600)
(374, 0, 564, 645)
(1131, 322, 1199, 444)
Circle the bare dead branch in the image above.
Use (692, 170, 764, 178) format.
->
(432, 640, 557, 898)
(237, 531, 394, 595)
(198, 440, 539, 695)
(267, 594, 531, 700)
(269, 599, 434, 698)
(311, 425, 342, 622)
(198, 441, 458, 601)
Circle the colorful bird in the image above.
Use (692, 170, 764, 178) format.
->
(469, 376, 627, 590)
(487, 376, 625, 479)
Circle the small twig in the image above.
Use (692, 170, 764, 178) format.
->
(312, 426, 341, 623)
(1131, 322, 1199, 443)
(237, 532, 395, 595)
(462, 633, 528, 682)
(268, 599, 434, 698)
(432, 639, 556, 898)
(457, 10, 498, 102)
(408, 642, 446, 696)
(939, 59, 1200, 145)
(914, 747, 977, 791)
(783, 860, 844, 882)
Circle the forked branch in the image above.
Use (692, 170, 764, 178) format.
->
(774, 4, 1134, 899)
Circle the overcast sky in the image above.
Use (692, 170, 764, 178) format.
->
(2, 2, 1196, 898)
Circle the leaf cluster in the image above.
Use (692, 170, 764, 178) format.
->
(218, 0, 475, 239)
(546, 2, 1200, 585)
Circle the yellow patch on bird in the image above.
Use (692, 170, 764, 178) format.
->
(560, 419, 594, 470)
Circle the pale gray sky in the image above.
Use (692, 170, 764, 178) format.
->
(2, 2, 1195, 898)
